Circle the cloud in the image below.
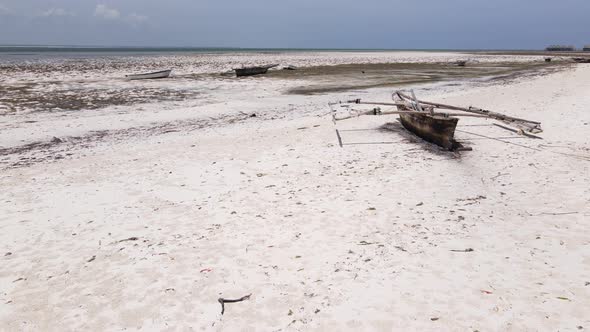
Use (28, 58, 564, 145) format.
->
(126, 13, 148, 26)
(93, 4, 147, 26)
(94, 4, 120, 20)
(38, 8, 76, 17)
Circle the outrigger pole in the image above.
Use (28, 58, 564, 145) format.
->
(331, 90, 542, 135)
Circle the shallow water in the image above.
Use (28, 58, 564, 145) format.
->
(0, 51, 559, 116)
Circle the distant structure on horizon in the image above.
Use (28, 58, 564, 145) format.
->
(584, 45, 590, 52)
(545, 45, 576, 51)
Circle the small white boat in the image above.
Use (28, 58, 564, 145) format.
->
(125, 69, 172, 80)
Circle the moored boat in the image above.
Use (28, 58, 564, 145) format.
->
(394, 92, 461, 150)
(125, 69, 172, 80)
(233, 64, 278, 77)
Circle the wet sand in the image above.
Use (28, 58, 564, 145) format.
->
(267, 61, 564, 94)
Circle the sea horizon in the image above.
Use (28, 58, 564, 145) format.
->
(0, 45, 544, 54)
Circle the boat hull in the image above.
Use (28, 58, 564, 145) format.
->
(399, 113, 459, 150)
(235, 67, 270, 77)
(234, 64, 278, 77)
(126, 70, 172, 80)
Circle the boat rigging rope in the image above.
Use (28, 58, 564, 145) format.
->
(456, 129, 590, 161)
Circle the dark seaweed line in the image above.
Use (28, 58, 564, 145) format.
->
(0, 112, 259, 170)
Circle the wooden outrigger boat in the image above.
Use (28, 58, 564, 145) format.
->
(331, 90, 542, 151)
(233, 64, 278, 77)
(125, 69, 172, 80)
(398, 110, 460, 150)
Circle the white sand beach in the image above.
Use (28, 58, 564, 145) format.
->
(1, 52, 589, 331)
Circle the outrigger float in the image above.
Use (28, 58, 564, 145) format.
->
(331, 90, 542, 151)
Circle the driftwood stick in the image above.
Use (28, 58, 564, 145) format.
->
(218, 294, 252, 315)
(347, 100, 407, 107)
(450, 248, 474, 252)
(493, 123, 543, 139)
(536, 211, 579, 216)
(335, 129, 343, 147)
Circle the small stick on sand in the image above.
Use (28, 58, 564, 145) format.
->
(218, 294, 252, 315)
(450, 248, 474, 253)
(118, 237, 139, 243)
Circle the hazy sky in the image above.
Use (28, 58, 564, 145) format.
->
(0, 0, 589, 49)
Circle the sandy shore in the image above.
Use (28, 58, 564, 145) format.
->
(1, 53, 589, 331)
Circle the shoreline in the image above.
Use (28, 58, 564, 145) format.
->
(0, 61, 570, 169)
(0, 51, 571, 152)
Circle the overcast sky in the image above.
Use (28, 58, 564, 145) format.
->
(0, 0, 589, 49)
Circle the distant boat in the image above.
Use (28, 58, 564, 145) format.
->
(125, 69, 172, 80)
(233, 64, 278, 77)
(546, 45, 576, 52)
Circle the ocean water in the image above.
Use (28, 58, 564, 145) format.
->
(0, 46, 260, 61)
(0, 45, 464, 53)
(0, 46, 499, 62)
